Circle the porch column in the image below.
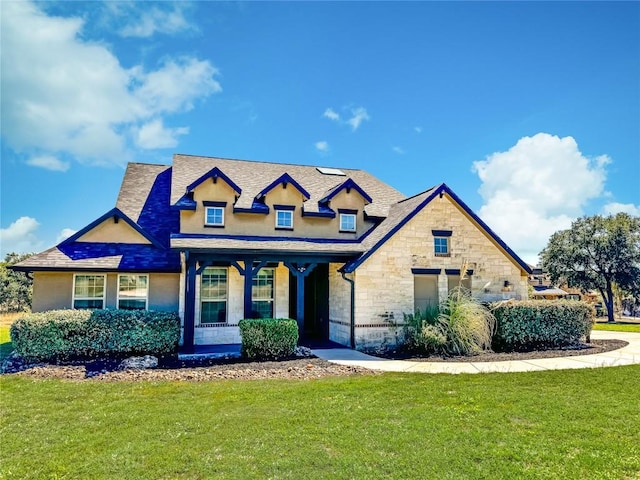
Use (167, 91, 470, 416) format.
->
(285, 262, 317, 333)
(230, 259, 265, 319)
(183, 255, 197, 353)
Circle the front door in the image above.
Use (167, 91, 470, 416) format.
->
(289, 263, 329, 341)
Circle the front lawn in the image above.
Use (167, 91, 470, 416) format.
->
(0, 325, 13, 363)
(593, 322, 640, 333)
(2, 367, 639, 479)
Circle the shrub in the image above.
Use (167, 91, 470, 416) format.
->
(10, 309, 180, 362)
(436, 287, 496, 356)
(401, 310, 446, 354)
(492, 300, 595, 351)
(238, 318, 298, 360)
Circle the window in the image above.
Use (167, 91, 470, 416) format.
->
(205, 206, 224, 227)
(340, 213, 356, 232)
(201, 268, 228, 324)
(252, 268, 274, 318)
(73, 274, 105, 309)
(275, 209, 293, 229)
(118, 274, 148, 310)
(434, 237, 449, 256)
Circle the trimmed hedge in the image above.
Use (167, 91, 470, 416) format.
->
(492, 300, 595, 352)
(10, 309, 180, 362)
(238, 318, 298, 360)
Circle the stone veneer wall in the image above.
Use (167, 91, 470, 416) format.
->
(193, 263, 290, 345)
(352, 194, 529, 350)
(328, 263, 351, 347)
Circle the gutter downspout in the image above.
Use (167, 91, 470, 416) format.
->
(341, 271, 356, 349)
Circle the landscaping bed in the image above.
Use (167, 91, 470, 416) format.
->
(374, 339, 627, 362)
(2, 355, 374, 381)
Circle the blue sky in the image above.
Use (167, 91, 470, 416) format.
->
(1, 1, 639, 264)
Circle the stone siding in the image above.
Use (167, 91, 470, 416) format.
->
(328, 263, 351, 346)
(353, 193, 529, 350)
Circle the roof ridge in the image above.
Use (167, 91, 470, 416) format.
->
(127, 161, 171, 167)
(173, 153, 364, 172)
(396, 184, 440, 204)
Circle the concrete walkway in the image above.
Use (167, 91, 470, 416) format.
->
(311, 330, 640, 374)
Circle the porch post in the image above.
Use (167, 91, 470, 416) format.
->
(231, 258, 265, 319)
(183, 255, 197, 353)
(285, 262, 317, 334)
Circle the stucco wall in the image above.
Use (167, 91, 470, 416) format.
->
(76, 218, 151, 244)
(31, 272, 179, 313)
(352, 193, 529, 350)
(180, 176, 373, 238)
(32, 272, 73, 312)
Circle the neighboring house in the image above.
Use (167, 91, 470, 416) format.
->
(528, 267, 597, 302)
(13, 154, 532, 351)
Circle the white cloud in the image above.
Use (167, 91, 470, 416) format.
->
(323, 108, 340, 122)
(323, 106, 370, 131)
(602, 202, 640, 216)
(136, 119, 189, 149)
(26, 155, 70, 172)
(314, 141, 330, 153)
(347, 107, 370, 131)
(414, 126, 422, 134)
(0, 217, 43, 256)
(0, 1, 221, 166)
(472, 133, 610, 264)
(392, 146, 405, 155)
(118, 4, 194, 38)
(55, 228, 77, 244)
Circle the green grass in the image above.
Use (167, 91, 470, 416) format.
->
(2, 367, 639, 479)
(593, 322, 640, 333)
(0, 325, 13, 363)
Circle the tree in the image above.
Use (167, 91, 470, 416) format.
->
(540, 213, 640, 323)
(0, 252, 35, 312)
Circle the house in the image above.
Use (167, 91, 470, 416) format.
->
(14, 154, 532, 351)
(528, 267, 597, 302)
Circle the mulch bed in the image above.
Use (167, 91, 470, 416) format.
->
(1, 339, 628, 381)
(376, 339, 628, 362)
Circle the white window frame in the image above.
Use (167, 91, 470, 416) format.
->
(204, 206, 225, 227)
(200, 267, 228, 324)
(252, 268, 275, 318)
(339, 213, 357, 232)
(117, 274, 149, 310)
(72, 274, 106, 309)
(275, 209, 293, 229)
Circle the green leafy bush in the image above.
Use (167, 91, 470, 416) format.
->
(10, 309, 180, 362)
(238, 318, 298, 360)
(492, 300, 595, 351)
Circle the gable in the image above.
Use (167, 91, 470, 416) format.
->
(76, 217, 152, 244)
(344, 184, 531, 274)
(60, 208, 164, 249)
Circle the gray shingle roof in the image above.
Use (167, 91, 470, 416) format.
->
(170, 154, 406, 218)
(116, 163, 171, 221)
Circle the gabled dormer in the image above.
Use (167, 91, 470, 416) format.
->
(317, 178, 373, 235)
(174, 167, 242, 211)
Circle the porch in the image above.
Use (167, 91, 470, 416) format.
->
(179, 250, 357, 353)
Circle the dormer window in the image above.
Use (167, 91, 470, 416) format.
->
(204, 201, 227, 228)
(275, 205, 295, 230)
(339, 209, 357, 232)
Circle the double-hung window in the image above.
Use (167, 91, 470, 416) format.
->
(339, 213, 356, 232)
(200, 267, 228, 324)
(73, 274, 105, 309)
(252, 268, 274, 318)
(275, 205, 294, 230)
(118, 274, 148, 310)
(204, 202, 225, 227)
